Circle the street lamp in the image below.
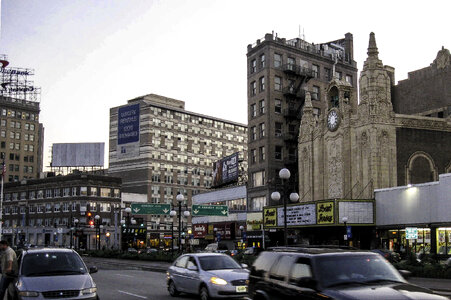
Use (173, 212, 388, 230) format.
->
(271, 168, 299, 246)
(175, 193, 190, 253)
(73, 218, 79, 250)
(342, 216, 348, 246)
(170, 210, 177, 254)
(95, 215, 100, 250)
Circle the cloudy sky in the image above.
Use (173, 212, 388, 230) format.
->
(0, 0, 450, 168)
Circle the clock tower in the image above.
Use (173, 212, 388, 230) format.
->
(298, 32, 397, 201)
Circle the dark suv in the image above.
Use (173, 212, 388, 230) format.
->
(248, 246, 447, 300)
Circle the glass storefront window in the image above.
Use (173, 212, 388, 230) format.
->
(387, 228, 431, 255)
(437, 228, 451, 255)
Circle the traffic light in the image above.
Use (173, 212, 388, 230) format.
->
(87, 212, 93, 226)
(106, 232, 110, 238)
(89, 220, 94, 226)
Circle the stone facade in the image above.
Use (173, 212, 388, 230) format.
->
(298, 33, 451, 201)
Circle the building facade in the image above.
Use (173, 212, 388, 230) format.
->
(1, 173, 122, 250)
(246, 32, 358, 211)
(108, 94, 247, 228)
(0, 96, 44, 181)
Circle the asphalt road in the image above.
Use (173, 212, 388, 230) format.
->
(91, 265, 200, 300)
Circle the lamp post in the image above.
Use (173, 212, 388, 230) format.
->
(121, 207, 132, 250)
(94, 215, 100, 250)
(175, 194, 190, 253)
(271, 168, 299, 246)
(169, 210, 176, 255)
(342, 217, 348, 246)
(74, 218, 79, 250)
(239, 225, 245, 249)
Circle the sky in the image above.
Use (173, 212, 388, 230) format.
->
(0, 0, 450, 169)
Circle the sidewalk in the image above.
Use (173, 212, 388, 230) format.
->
(82, 257, 451, 295)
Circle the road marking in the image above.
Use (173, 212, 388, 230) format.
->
(118, 290, 147, 299)
(115, 274, 134, 278)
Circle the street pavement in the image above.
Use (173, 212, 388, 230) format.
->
(83, 256, 451, 298)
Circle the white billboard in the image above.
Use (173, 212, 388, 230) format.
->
(52, 143, 105, 167)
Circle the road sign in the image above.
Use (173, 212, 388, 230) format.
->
(346, 226, 352, 238)
(191, 205, 228, 216)
(130, 203, 171, 215)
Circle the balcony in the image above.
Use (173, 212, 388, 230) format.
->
(282, 64, 315, 81)
(282, 131, 298, 143)
(283, 108, 301, 120)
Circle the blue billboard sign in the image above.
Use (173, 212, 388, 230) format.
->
(118, 103, 140, 145)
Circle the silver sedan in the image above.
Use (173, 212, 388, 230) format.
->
(166, 253, 249, 300)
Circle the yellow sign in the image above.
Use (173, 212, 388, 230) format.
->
(317, 201, 334, 224)
(263, 208, 277, 227)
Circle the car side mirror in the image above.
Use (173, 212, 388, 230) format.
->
(241, 263, 248, 269)
(398, 269, 411, 279)
(89, 266, 98, 274)
(187, 265, 198, 271)
(296, 277, 317, 289)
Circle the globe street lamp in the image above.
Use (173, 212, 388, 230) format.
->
(74, 218, 79, 250)
(170, 210, 177, 254)
(176, 194, 184, 252)
(271, 168, 299, 246)
(95, 215, 101, 250)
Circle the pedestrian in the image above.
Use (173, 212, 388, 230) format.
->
(0, 240, 18, 300)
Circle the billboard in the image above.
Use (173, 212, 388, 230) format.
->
(52, 143, 104, 167)
(212, 152, 239, 187)
(277, 204, 316, 226)
(117, 103, 140, 159)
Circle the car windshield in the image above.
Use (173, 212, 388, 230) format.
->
(198, 255, 241, 271)
(22, 251, 87, 277)
(314, 254, 405, 288)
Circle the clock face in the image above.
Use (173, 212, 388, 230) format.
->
(327, 110, 339, 131)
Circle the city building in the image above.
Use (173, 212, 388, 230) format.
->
(392, 46, 451, 117)
(375, 173, 451, 256)
(246, 32, 358, 211)
(1, 173, 122, 250)
(0, 55, 44, 181)
(274, 32, 451, 248)
(108, 94, 247, 238)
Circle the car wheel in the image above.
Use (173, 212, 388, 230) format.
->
(168, 280, 180, 297)
(199, 286, 210, 300)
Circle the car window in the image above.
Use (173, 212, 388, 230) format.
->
(22, 251, 87, 276)
(175, 256, 189, 268)
(289, 258, 312, 283)
(269, 255, 294, 281)
(186, 257, 198, 269)
(198, 255, 241, 271)
(251, 252, 280, 277)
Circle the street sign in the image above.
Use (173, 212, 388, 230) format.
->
(406, 227, 418, 239)
(130, 203, 171, 215)
(191, 205, 228, 216)
(346, 226, 352, 238)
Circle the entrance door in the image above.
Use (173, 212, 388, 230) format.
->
(44, 233, 51, 246)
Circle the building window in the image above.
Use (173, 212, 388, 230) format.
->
(250, 126, 256, 141)
(275, 122, 283, 136)
(312, 64, 319, 78)
(45, 189, 52, 198)
(89, 202, 97, 212)
(259, 146, 265, 162)
(100, 188, 111, 197)
(72, 187, 77, 196)
(250, 104, 257, 118)
(114, 189, 120, 198)
(275, 99, 282, 114)
(335, 71, 342, 80)
(54, 188, 60, 197)
(251, 149, 256, 164)
(251, 196, 266, 211)
(71, 202, 77, 211)
(250, 81, 256, 96)
(80, 187, 87, 196)
(252, 171, 265, 187)
(259, 77, 265, 92)
(275, 146, 283, 160)
(260, 53, 265, 68)
(45, 203, 52, 213)
(324, 68, 331, 81)
(259, 99, 265, 115)
(312, 86, 320, 101)
(250, 59, 256, 74)
(345, 75, 352, 85)
(63, 188, 70, 197)
(54, 203, 60, 213)
(287, 57, 295, 70)
(274, 76, 282, 91)
(274, 53, 282, 68)
(259, 122, 265, 138)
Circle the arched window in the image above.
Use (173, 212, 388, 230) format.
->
(406, 151, 437, 184)
(329, 86, 339, 108)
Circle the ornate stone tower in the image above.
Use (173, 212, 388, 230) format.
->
(351, 32, 397, 198)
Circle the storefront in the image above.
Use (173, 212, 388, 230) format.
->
(263, 199, 376, 249)
(375, 173, 451, 256)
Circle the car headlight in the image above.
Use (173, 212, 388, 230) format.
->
(18, 291, 39, 297)
(82, 287, 97, 295)
(210, 277, 228, 285)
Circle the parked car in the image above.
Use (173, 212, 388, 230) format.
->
(248, 246, 447, 300)
(127, 247, 138, 254)
(167, 253, 249, 300)
(370, 248, 401, 263)
(9, 247, 99, 300)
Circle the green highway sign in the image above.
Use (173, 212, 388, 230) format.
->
(191, 205, 228, 217)
(131, 203, 171, 215)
